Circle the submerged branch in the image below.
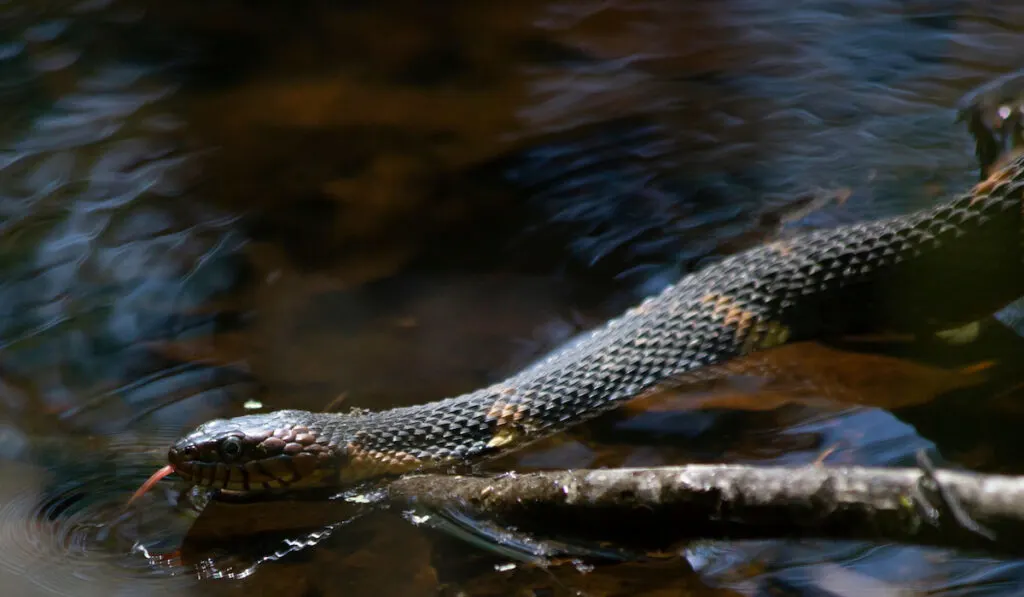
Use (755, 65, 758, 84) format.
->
(387, 461, 1024, 555)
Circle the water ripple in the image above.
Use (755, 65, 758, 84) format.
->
(0, 429, 201, 596)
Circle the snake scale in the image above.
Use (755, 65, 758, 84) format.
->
(145, 92, 1024, 496)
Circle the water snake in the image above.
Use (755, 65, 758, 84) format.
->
(139, 103, 1024, 497)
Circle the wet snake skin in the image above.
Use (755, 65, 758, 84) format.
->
(163, 150, 1024, 493)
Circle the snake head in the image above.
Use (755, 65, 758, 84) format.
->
(166, 410, 347, 492)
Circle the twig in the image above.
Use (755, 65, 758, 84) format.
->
(388, 463, 1024, 555)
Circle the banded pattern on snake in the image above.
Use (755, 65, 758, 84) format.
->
(137, 88, 1024, 496)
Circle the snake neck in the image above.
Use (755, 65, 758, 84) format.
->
(177, 153, 1024, 490)
(333, 159, 1024, 484)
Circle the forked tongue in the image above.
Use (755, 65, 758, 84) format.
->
(128, 465, 175, 506)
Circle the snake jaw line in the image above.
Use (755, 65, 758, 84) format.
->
(158, 411, 353, 492)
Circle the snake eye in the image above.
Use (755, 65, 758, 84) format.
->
(220, 437, 243, 460)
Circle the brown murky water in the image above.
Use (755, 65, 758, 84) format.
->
(5, 0, 1024, 595)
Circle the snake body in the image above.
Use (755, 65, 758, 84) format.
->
(165, 148, 1024, 493)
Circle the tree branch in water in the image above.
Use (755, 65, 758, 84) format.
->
(387, 458, 1024, 555)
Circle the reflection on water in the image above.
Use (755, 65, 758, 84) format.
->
(0, 432, 199, 596)
(4, 0, 1024, 595)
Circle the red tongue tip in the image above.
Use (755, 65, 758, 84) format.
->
(128, 465, 176, 506)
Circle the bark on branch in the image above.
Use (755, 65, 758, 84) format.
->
(387, 462, 1024, 555)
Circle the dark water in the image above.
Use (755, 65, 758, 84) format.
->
(4, 0, 1024, 595)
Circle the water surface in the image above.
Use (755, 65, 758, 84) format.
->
(4, 0, 1024, 595)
